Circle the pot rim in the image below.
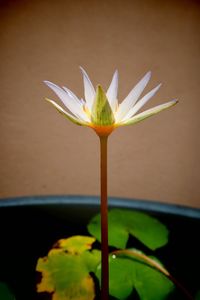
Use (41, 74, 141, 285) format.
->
(0, 195, 199, 219)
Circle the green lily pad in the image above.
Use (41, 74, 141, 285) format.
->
(88, 209, 169, 250)
(96, 254, 174, 300)
(196, 290, 200, 300)
(36, 235, 101, 300)
(114, 248, 168, 276)
(0, 282, 15, 300)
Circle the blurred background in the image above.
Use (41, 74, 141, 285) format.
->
(0, 0, 199, 207)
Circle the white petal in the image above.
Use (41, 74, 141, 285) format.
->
(115, 71, 151, 122)
(80, 98, 85, 104)
(45, 98, 87, 126)
(62, 86, 82, 104)
(79, 66, 96, 111)
(119, 99, 178, 126)
(121, 83, 162, 121)
(44, 81, 89, 122)
(106, 70, 118, 112)
(62, 86, 90, 122)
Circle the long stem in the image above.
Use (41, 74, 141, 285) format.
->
(100, 135, 109, 300)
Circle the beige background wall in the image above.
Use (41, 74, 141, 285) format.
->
(0, 0, 199, 207)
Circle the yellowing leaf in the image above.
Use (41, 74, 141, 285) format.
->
(36, 236, 100, 300)
(56, 235, 96, 254)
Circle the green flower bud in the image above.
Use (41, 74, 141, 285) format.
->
(91, 85, 115, 126)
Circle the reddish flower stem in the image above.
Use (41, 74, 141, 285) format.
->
(99, 135, 109, 300)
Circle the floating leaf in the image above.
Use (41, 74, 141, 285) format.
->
(113, 248, 170, 277)
(55, 235, 96, 254)
(88, 209, 169, 250)
(36, 235, 101, 300)
(96, 254, 174, 300)
(196, 290, 200, 300)
(0, 282, 15, 300)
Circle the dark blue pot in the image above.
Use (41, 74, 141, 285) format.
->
(0, 195, 199, 300)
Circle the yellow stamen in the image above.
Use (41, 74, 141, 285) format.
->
(83, 104, 91, 118)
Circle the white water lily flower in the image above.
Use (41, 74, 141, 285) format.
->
(44, 67, 177, 136)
